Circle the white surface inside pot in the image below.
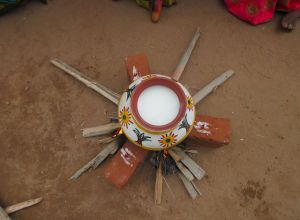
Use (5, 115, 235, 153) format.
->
(137, 85, 180, 126)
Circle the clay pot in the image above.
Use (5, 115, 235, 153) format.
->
(118, 74, 195, 150)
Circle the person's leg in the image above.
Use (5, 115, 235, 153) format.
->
(277, 0, 300, 30)
(281, 10, 300, 30)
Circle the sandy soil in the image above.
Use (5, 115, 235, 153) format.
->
(0, 0, 299, 219)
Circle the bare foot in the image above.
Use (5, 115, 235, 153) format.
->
(281, 10, 300, 30)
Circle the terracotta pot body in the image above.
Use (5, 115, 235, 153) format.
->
(118, 74, 195, 150)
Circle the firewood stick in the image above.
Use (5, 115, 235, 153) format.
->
(162, 176, 175, 198)
(174, 160, 194, 181)
(172, 28, 201, 81)
(191, 181, 202, 196)
(82, 123, 120, 137)
(0, 206, 11, 220)
(177, 173, 198, 200)
(70, 138, 124, 180)
(168, 149, 194, 181)
(154, 160, 163, 205)
(192, 70, 235, 105)
(51, 59, 120, 105)
(4, 198, 42, 214)
(98, 136, 116, 144)
(173, 147, 206, 180)
(167, 149, 182, 162)
(184, 149, 198, 154)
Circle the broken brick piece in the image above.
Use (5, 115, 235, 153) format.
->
(125, 54, 151, 82)
(103, 54, 151, 188)
(104, 140, 149, 188)
(187, 115, 231, 146)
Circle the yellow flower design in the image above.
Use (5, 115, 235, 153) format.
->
(143, 74, 155, 80)
(187, 96, 193, 111)
(158, 131, 178, 148)
(119, 106, 133, 129)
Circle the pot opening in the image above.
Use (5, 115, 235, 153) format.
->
(137, 85, 180, 126)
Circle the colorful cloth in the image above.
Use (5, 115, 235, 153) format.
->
(0, 0, 28, 14)
(224, 0, 300, 25)
(136, 0, 176, 9)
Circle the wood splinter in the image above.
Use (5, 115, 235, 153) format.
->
(51, 58, 120, 105)
(167, 149, 182, 162)
(154, 160, 163, 205)
(5, 198, 43, 214)
(82, 123, 120, 138)
(0, 197, 43, 220)
(70, 138, 124, 180)
(173, 147, 206, 180)
(192, 69, 235, 105)
(178, 173, 198, 200)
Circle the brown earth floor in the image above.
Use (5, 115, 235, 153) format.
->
(0, 0, 300, 219)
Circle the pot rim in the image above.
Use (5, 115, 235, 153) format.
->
(130, 76, 187, 132)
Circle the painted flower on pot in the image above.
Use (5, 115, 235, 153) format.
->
(187, 96, 193, 111)
(159, 131, 178, 148)
(119, 106, 133, 129)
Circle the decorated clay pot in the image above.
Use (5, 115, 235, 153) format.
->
(118, 74, 195, 150)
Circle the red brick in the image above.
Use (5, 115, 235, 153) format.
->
(125, 54, 151, 82)
(187, 115, 231, 146)
(104, 54, 151, 188)
(104, 140, 149, 188)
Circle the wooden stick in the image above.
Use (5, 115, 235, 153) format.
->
(167, 149, 182, 162)
(51, 59, 120, 105)
(177, 173, 198, 200)
(172, 28, 201, 81)
(162, 176, 175, 198)
(191, 181, 202, 196)
(98, 136, 116, 144)
(192, 70, 235, 105)
(174, 160, 194, 181)
(0, 206, 11, 220)
(168, 149, 194, 181)
(184, 149, 198, 154)
(4, 198, 42, 214)
(173, 147, 206, 180)
(154, 160, 163, 205)
(70, 138, 124, 180)
(82, 123, 120, 137)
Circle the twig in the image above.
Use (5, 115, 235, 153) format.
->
(168, 149, 194, 181)
(0, 206, 11, 220)
(4, 198, 42, 214)
(98, 136, 116, 144)
(69, 138, 124, 180)
(162, 176, 175, 198)
(173, 147, 206, 180)
(82, 123, 120, 137)
(184, 149, 198, 154)
(174, 160, 194, 181)
(191, 181, 202, 196)
(51, 59, 120, 105)
(172, 28, 201, 81)
(177, 173, 198, 200)
(192, 70, 235, 105)
(154, 160, 163, 205)
(167, 149, 182, 162)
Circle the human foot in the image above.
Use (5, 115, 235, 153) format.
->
(281, 10, 300, 30)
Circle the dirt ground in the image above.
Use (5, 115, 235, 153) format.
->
(0, 0, 299, 219)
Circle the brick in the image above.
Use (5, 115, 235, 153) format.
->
(187, 115, 231, 146)
(125, 54, 151, 82)
(104, 54, 151, 188)
(104, 140, 149, 188)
